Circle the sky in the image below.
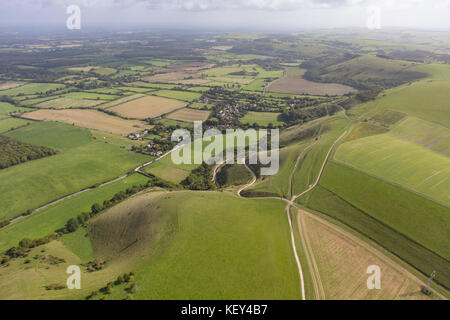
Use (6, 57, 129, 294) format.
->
(1, 0, 450, 31)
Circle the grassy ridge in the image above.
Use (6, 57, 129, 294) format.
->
(100, 192, 301, 299)
(335, 134, 450, 206)
(0, 122, 148, 220)
(318, 161, 450, 260)
(0, 174, 148, 252)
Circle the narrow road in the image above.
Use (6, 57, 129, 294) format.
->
(9, 144, 183, 225)
(237, 130, 347, 300)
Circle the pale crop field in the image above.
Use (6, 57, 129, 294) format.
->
(167, 108, 210, 122)
(22, 109, 147, 135)
(35, 97, 106, 109)
(299, 211, 437, 300)
(0, 82, 23, 91)
(110, 95, 186, 119)
(334, 133, 450, 206)
(268, 76, 356, 96)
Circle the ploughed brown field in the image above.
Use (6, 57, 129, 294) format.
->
(110, 95, 187, 119)
(268, 76, 356, 96)
(0, 82, 23, 91)
(22, 109, 147, 135)
(167, 108, 211, 122)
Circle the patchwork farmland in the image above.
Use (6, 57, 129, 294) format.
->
(22, 109, 147, 135)
(109, 95, 187, 119)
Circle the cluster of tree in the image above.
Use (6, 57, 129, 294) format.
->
(280, 103, 341, 125)
(3, 234, 58, 260)
(0, 135, 57, 170)
(181, 163, 215, 190)
(87, 272, 136, 299)
(85, 258, 106, 272)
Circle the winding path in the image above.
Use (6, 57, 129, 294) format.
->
(236, 130, 347, 300)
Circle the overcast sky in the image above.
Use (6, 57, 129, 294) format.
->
(1, 0, 450, 31)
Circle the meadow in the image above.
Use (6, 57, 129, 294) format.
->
(35, 97, 106, 109)
(334, 134, 450, 206)
(0, 174, 148, 253)
(241, 111, 283, 126)
(0, 122, 149, 221)
(151, 90, 202, 102)
(91, 192, 301, 299)
(269, 76, 356, 96)
(357, 80, 450, 127)
(0, 83, 65, 96)
(0, 118, 33, 133)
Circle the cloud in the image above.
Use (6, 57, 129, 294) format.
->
(8, 0, 450, 11)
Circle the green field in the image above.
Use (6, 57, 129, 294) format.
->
(0, 102, 33, 116)
(0, 83, 65, 96)
(90, 192, 301, 299)
(35, 97, 106, 109)
(62, 92, 119, 100)
(0, 118, 33, 133)
(390, 117, 450, 157)
(304, 162, 450, 288)
(241, 111, 284, 127)
(216, 164, 253, 187)
(151, 90, 201, 102)
(0, 122, 149, 221)
(334, 134, 450, 206)
(0, 174, 148, 253)
(360, 80, 450, 127)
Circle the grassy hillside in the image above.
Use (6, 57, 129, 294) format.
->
(0, 174, 148, 252)
(0, 122, 148, 220)
(317, 161, 450, 260)
(358, 80, 450, 127)
(304, 55, 425, 90)
(334, 134, 450, 206)
(216, 164, 253, 187)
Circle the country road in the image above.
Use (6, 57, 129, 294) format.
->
(236, 130, 348, 300)
(9, 144, 183, 225)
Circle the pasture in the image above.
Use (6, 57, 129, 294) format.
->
(151, 90, 202, 102)
(35, 97, 106, 109)
(390, 117, 450, 157)
(0, 83, 65, 96)
(0, 118, 33, 133)
(110, 95, 186, 119)
(167, 108, 210, 122)
(334, 133, 450, 206)
(90, 191, 301, 299)
(0, 122, 149, 221)
(241, 111, 283, 126)
(22, 109, 147, 135)
(0, 174, 148, 253)
(269, 76, 356, 96)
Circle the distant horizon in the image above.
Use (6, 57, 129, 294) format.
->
(1, 0, 450, 32)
